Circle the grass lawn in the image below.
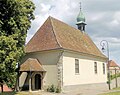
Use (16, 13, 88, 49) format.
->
(113, 87, 120, 90)
(0, 91, 16, 95)
(0, 91, 34, 95)
(100, 87, 120, 95)
(100, 91, 120, 95)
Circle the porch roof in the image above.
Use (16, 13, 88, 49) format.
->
(19, 58, 46, 72)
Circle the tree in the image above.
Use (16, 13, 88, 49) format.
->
(0, 0, 35, 92)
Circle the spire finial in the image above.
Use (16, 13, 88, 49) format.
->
(76, 2, 86, 31)
(79, 2, 81, 10)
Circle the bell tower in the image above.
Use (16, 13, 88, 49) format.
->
(76, 2, 86, 31)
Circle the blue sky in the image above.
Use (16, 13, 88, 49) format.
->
(27, 0, 120, 64)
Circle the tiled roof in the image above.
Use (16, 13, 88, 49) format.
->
(19, 58, 45, 72)
(0, 84, 12, 92)
(25, 16, 106, 59)
(109, 60, 119, 67)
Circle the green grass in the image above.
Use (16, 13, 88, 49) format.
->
(100, 87, 120, 95)
(113, 87, 120, 90)
(100, 91, 120, 95)
(0, 91, 36, 95)
(0, 91, 16, 95)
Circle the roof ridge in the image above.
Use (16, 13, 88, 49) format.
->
(49, 16, 62, 48)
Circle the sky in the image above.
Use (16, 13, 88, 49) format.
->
(27, 0, 120, 64)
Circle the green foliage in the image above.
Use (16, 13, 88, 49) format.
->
(106, 80, 111, 84)
(110, 73, 120, 80)
(47, 85, 56, 92)
(0, 0, 35, 88)
(106, 73, 120, 85)
(55, 86, 61, 93)
(0, 91, 16, 95)
(113, 87, 120, 90)
(47, 85, 61, 93)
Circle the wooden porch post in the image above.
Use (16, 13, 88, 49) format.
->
(29, 71, 32, 92)
(16, 71, 20, 91)
(41, 72, 43, 90)
(29, 76, 32, 91)
(16, 63, 20, 91)
(1, 84, 3, 92)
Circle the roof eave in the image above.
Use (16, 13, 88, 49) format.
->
(63, 48, 108, 60)
(19, 70, 46, 72)
(25, 47, 107, 60)
(25, 48, 64, 54)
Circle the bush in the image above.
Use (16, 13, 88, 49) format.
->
(55, 87, 61, 93)
(47, 85, 55, 92)
(107, 81, 111, 84)
(47, 85, 61, 93)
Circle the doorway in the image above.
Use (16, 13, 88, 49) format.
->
(35, 74, 41, 90)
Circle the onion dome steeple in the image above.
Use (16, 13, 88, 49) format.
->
(76, 2, 86, 31)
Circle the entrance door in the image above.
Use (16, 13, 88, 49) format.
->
(35, 74, 41, 89)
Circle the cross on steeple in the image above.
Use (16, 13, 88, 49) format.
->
(79, 2, 82, 10)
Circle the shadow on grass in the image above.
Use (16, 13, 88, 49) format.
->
(0, 91, 43, 95)
(0, 91, 16, 95)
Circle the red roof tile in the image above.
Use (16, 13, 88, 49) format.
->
(109, 60, 119, 67)
(0, 84, 12, 92)
(25, 16, 106, 59)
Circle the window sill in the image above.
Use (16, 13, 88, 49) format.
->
(75, 73, 80, 75)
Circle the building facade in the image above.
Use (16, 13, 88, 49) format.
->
(17, 8, 108, 91)
(109, 60, 120, 75)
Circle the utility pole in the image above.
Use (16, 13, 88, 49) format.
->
(115, 68, 118, 88)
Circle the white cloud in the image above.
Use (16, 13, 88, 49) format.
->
(41, 3, 51, 13)
(109, 20, 119, 27)
(114, 12, 120, 21)
(88, 12, 106, 22)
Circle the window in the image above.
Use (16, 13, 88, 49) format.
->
(75, 59, 79, 74)
(94, 62, 97, 74)
(103, 63, 105, 74)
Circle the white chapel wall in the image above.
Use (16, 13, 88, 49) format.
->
(62, 51, 107, 86)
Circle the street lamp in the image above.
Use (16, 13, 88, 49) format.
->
(100, 40, 111, 90)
